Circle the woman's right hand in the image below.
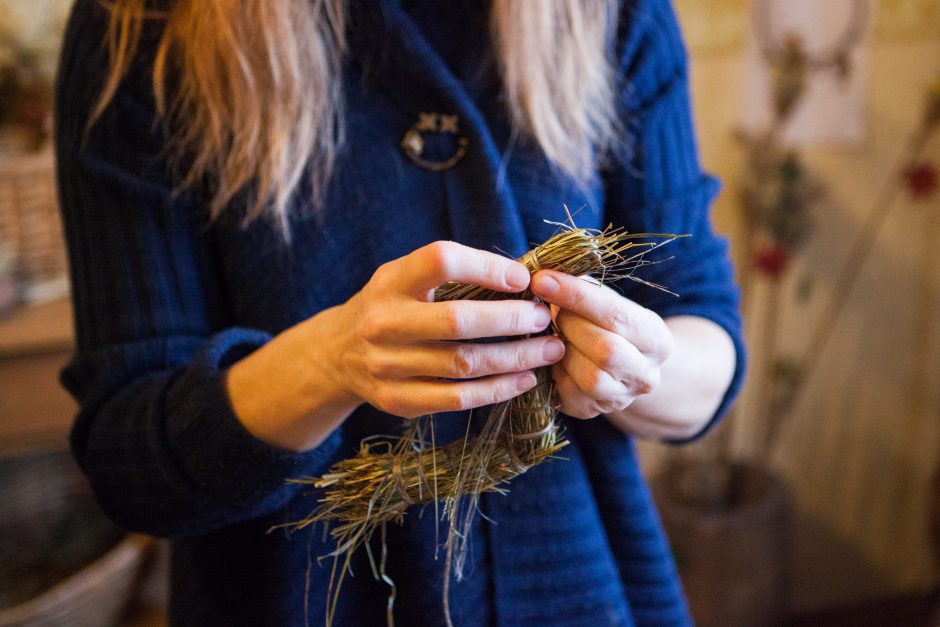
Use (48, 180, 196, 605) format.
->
(225, 241, 565, 452)
(322, 240, 566, 418)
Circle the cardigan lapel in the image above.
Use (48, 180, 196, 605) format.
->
(347, 0, 532, 258)
(345, 7, 592, 625)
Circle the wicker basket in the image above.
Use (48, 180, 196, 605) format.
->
(0, 146, 68, 302)
(0, 449, 151, 627)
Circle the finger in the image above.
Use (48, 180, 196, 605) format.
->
(394, 240, 531, 298)
(369, 336, 566, 379)
(552, 363, 602, 420)
(559, 343, 632, 412)
(530, 270, 625, 329)
(530, 270, 667, 355)
(376, 371, 539, 418)
(387, 299, 552, 341)
(555, 310, 643, 377)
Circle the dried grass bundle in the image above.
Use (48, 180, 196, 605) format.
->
(285, 214, 682, 626)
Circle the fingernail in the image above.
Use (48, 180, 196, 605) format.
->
(505, 264, 530, 290)
(533, 274, 559, 296)
(543, 339, 565, 361)
(533, 305, 551, 329)
(517, 371, 537, 391)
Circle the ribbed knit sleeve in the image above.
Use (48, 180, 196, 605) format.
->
(54, 1, 343, 537)
(604, 0, 746, 443)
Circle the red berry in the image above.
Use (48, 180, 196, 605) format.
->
(754, 246, 791, 279)
(903, 162, 939, 199)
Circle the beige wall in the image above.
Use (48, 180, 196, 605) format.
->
(654, 0, 940, 611)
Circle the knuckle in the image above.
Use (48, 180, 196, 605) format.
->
(424, 241, 458, 276)
(367, 352, 402, 380)
(450, 345, 476, 378)
(363, 355, 387, 379)
(439, 302, 467, 337)
(597, 399, 619, 415)
(595, 340, 622, 371)
(603, 392, 633, 415)
(358, 311, 387, 342)
(482, 255, 505, 287)
(620, 394, 637, 412)
(633, 368, 660, 396)
(607, 301, 629, 328)
(512, 345, 533, 372)
(446, 387, 475, 412)
(612, 306, 639, 336)
(582, 368, 606, 396)
(370, 261, 394, 286)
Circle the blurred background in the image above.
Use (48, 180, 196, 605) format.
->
(0, 1, 937, 626)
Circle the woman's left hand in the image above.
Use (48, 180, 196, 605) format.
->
(529, 269, 674, 421)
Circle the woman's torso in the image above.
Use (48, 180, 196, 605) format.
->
(77, 0, 692, 624)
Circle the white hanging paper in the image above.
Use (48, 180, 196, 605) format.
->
(740, 0, 873, 146)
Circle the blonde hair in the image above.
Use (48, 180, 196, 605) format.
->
(94, 0, 620, 235)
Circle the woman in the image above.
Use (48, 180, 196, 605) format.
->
(56, 0, 744, 625)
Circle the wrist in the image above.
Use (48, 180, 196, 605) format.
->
(604, 400, 709, 441)
(223, 307, 362, 453)
(298, 303, 363, 412)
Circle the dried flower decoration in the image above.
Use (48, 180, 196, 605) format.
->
(282, 211, 685, 627)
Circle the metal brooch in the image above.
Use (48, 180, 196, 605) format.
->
(400, 112, 469, 171)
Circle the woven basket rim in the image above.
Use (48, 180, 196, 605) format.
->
(0, 534, 151, 624)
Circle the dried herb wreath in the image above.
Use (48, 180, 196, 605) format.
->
(283, 213, 684, 627)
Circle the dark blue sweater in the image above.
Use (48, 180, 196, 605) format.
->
(55, 0, 745, 625)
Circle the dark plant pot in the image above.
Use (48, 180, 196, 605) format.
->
(652, 460, 791, 627)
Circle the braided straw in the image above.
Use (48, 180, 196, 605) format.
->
(283, 217, 683, 627)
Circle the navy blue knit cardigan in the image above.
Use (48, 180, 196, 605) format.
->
(55, 0, 745, 625)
